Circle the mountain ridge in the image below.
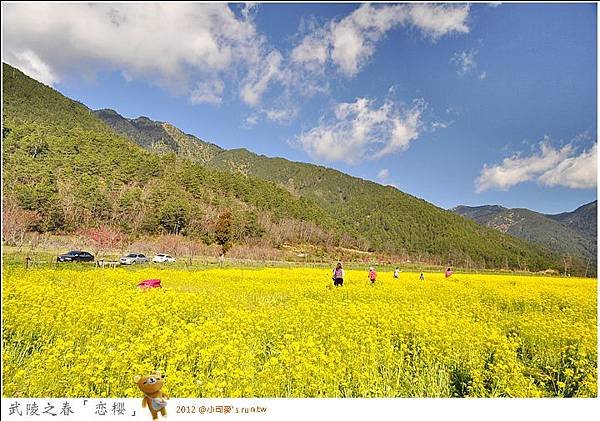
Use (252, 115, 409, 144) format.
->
(546, 200, 597, 244)
(2, 63, 341, 248)
(2, 62, 569, 272)
(90, 94, 567, 271)
(452, 202, 597, 266)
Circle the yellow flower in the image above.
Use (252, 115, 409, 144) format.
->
(2, 267, 597, 398)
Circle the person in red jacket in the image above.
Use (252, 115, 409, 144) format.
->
(368, 266, 377, 285)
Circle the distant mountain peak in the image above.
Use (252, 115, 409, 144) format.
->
(547, 200, 597, 218)
(3, 62, 571, 273)
(95, 109, 222, 164)
(132, 116, 157, 123)
(95, 108, 120, 116)
(451, 204, 506, 212)
(545, 200, 597, 246)
(452, 202, 597, 263)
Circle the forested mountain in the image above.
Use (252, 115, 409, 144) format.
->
(94, 106, 595, 270)
(451, 205, 508, 222)
(2, 63, 339, 247)
(452, 203, 596, 265)
(546, 201, 597, 246)
(94, 109, 223, 164)
(86, 77, 567, 272)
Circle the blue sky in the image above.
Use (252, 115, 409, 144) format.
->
(3, 3, 597, 214)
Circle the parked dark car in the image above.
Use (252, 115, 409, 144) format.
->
(57, 250, 94, 263)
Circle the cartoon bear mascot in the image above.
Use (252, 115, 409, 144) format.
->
(134, 371, 169, 419)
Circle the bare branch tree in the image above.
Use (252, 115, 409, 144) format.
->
(2, 200, 40, 250)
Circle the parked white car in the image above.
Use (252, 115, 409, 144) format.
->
(152, 254, 176, 263)
(120, 253, 149, 265)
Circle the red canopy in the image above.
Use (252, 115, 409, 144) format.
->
(137, 279, 162, 289)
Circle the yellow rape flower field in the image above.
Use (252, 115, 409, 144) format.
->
(2, 267, 597, 398)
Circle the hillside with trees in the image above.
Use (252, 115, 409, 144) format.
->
(86, 77, 571, 271)
(546, 201, 597, 247)
(2, 63, 341, 250)
(452, 204, 596, 263)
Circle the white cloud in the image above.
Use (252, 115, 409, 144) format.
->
(190, 79, 225, 105)
(329, 7, 393, 77)
(408, 3, 470, 40)
(243, 114, 259, 128)
(293, 3, 470, 77)
(240, 50, 288, 106)
(294, 96, 425, 164)
(475, 139, 597, 192)
(290, 32, 329, 72)
(242, 107, 298, 127)
(241, 3, 258, 20)
(3, 3, 268, 103)
(378, 168, 390, 181)
(6, 50, 59, 86)
(3, 3, 472, 126)
(451, 48, 488, 80)
(538, 143, 597, 189)
(263, 107, 298, 124)
(431, 120, 452, 131)
(451, 49, 478, 76)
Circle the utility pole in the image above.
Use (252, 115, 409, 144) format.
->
(584, 257, 591, 278)
(563, 255, 569, 277)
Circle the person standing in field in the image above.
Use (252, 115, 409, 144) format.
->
(332, 262, 345, 287)
(445, 267, 453, 278)
(419, 272, 425, 281)
(394, 267, 400, 279)
(368, 266, 377, 285)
